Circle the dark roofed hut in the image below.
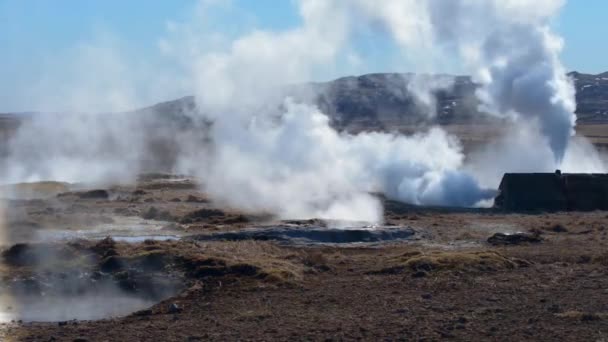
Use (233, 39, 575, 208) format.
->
(494, 171, 608, 212)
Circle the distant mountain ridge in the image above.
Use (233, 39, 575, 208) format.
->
(299, 71, 608, 128)
(2, 71, 608, 130)
(130, 71, 608, 129)
(568, 71, 608, 122)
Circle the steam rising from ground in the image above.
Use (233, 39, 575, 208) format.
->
(0, 0, 604, 222)
(181, 0, 586, 220)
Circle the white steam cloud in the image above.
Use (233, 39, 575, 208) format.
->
(0, 0, 603, 222)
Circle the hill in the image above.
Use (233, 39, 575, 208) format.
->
(2, 71, 608, 131)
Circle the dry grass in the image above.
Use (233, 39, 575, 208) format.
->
(403, 250, 520, 272)
(0, 181, 71, 198)
(555, 311, 608, 321)
(122, 240, 308, 283)
(373, 250, 527, 275)
(593, 251, 608, 266)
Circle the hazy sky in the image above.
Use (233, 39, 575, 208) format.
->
(0, 0, 606, 112)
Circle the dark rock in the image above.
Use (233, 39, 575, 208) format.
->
(102, 248, 118, 258)
(2, 243, 38, 266)
(412, 271, 428, 278)
(133, 251, 170, 271)
(551, 224, 568, 233)
(229, 263, 260, 276)
(168, 303, 182, 314)
(142, 207, 174, 221)
(186, 195, 208, 203)
(487, 232, 542, 246)
(133, 309, 152, 316)
(91, 237, 116, 255)
(193, 266, 228, 278)
(581, 313, 602, 321)
(577, 255, 592, 264)
(222, 215, 249, 224)
(79, 189, 109, 199)
(116, 277, 137, 292)
(99, 256, 124, 272)
(180, 209, 225, 223)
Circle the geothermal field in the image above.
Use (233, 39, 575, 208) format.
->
(2, 0, 608, 341)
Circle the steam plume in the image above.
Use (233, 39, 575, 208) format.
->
(0, 0, 599, 222)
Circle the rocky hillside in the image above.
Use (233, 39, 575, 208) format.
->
(298, 71, 608, 129)
(140, 71, 608, 129)
(2, 71, 608, 131)
(569, 71, 608, 122)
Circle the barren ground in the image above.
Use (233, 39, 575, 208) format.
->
(0, 175, 607, 341)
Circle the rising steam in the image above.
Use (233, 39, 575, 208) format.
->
(0, 0, 601, 222)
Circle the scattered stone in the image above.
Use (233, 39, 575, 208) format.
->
(170, 198, 182, 202)
(487, 232, 542, 245)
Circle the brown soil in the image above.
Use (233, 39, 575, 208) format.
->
(1, 176, 608, 341)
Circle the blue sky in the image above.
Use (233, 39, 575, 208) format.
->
(0, 0, 606, 112)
